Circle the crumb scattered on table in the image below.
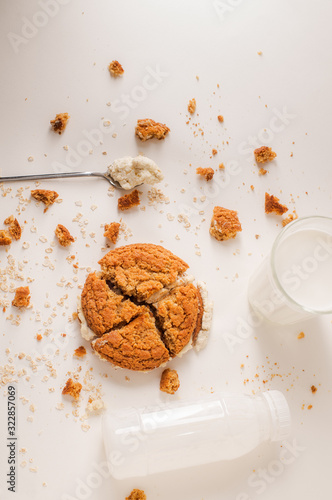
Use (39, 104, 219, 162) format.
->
(297, 332, 305, 339)
(265, 193, 288, 215)
(62, 378, 82, 400)
(135, 119, 170, 141)
(50, 113, 69, 134)
(104, 222, 120, 243)
(31, 190, 59, 212)
(4, 216, 22, 240)
(12, 287, 30, 308)
(196, 167, 214, 181)
(282, 211, 298, 227)
(118, 190, 140, 211)
(0, 229, 12, 246)
(74, 346, 87, 358)
(126, 489, 147, 500)
(210, 206, 242, 241)
(108, 60, 124, 76)
(160, 369, 180, 394)
(217, 115, 224, 123)
(254, 146, 277, 163)
(55, 224, 75, 247)
(188, 98, 196, 114)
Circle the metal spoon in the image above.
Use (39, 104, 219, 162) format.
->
(0, 171, 124, 189)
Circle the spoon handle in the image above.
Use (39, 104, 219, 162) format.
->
(0, 171, 107, 183)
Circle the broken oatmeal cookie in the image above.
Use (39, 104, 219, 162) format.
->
(160, 369, 180, 394)
(98, 243, 189, 302)
(4, 216, 21, 240)
(210, 206, 242, 241)
(108, 60, 124, 76)
(126, 490, 146, 500)
(31, 189, 59, 212)
(91, 308, 170, 371)
(135, 119, 170, 141)
(55, 224, 75, 247)
(12, 286, 31, 308)
(0, 230, 12, 246)
(254, 146, 277, 163)
(50, 113, 69, 134)
(153, 284, 203, 356)
(196, 167, 214, 181)
(118, 190, 140, 211)
(81, 273, 144, 337)
(62, 378, 82, 400)
(104, 222, 120, 243)
(188, 98, 196, 114)
(265, 193, 288, 215)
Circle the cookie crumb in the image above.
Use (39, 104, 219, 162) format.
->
(196, 167, 214, 181)
(12, 287, 31, 308)
(297, 331, 305, 339)
(50, 113, 69, 134)
(188, 98, 196, 114)
(4, 216, 22, 240)
(212, 149, 218, 156)
(108, 60, 124, 76)
(258, 167, 267, 176)
(0, 229, 12, 246)
(254, 146, 277, 163)
(55, 224, 75, 247)
(210, 206, 242, 241)
(282, 211, 298, 227)
(126, 489, 147, 500)
(311, 385, 317, 394)
(219, 163, 225, 170)
(135, 119, 170, 141)
(104, 222, 120, 243)
(160, 369, 180, 394)
(31, 190, 59, 212)
(265, 193, 288, 215)
(118, 190, 140, 211)
(74, 346, 87, 358)
(217, 115, 224, 123)
(62, 378, 82, 400)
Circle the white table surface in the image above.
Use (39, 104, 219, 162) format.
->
(1, 1, 332, 499)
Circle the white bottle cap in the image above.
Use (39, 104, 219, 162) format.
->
(261, 390, 291, 441)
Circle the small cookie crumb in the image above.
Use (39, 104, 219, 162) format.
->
(118, 190, 140, 211)
(104, 222, 120, 243)
(0, 230, 12, 246)
(188, 98, 196, 114)
(135, 119, 170, 141)
(4, 216, 22, 240)
(126, 489, 147, 500)
(217, 115, 224, 123)
(258, 168, 267, 176)
(311, 385, 317, 394)
(254, 146, 277, 163)
(55, 224, 75, 247)
(50, 113, 69, 134)
(196, 167, 214, 181)
(62, 378, 82, 400)
(74, 346, 87, 358)
(297, 331, 305, 339)
(108, 60, 124, 77)
(12, 287, 31, 308)
(265, 193, 288, 215)
(160, 369, 180, 395)
(31, 190, 59, 213)
(212, 149, 218, 156)
(210, 206, 242, 241)
(282, 211, 298, 227)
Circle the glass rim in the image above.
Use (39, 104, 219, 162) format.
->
(270, 215, 332, 315)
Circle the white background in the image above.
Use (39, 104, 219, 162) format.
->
(1, 0, 332, 499)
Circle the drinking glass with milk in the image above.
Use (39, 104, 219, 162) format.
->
(248, 216, 332, 324)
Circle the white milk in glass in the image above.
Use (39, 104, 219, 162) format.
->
(274, 229, 332, 312)
(248, 222, 332, 324)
